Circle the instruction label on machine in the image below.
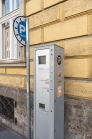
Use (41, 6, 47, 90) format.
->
(57, 86, 62, 97)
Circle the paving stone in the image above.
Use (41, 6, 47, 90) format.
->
(0, 122, 26, 139)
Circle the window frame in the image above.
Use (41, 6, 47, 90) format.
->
(0, 0, 26, 67)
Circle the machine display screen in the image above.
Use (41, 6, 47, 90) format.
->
(39, 56, 46, 64)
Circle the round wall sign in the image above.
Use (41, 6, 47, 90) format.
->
(13, 16, 27, 46)
(57, 55, 62, 65)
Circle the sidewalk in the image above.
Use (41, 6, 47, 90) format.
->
(0, 122, 27, 139)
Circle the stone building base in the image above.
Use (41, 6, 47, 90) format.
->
(65, 96, 92, 139)
(0, 85, 92, 139)
(0, 85, 33, 138)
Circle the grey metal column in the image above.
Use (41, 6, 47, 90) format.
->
(26, 18, 31, 139)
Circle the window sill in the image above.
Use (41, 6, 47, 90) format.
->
(0, 59, 26, 67)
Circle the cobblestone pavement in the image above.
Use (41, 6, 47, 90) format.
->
(0, 122, 27, 139)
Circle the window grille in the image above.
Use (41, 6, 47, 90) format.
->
(0, 95, 17, 123)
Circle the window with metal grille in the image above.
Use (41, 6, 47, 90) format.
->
(0, 95, 17, 123)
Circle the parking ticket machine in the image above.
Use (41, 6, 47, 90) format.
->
(34, 44, 64, 139)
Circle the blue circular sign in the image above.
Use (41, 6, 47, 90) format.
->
(13, 16, 27, 46)
(18, 21, 26, 42)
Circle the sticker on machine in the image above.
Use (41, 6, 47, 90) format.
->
(57, 86, 62, 97)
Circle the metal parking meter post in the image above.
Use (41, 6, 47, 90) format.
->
(13, 16, 31, 139)
(26, 18, 31, 139)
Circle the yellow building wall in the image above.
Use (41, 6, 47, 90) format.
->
(0, 0, 92, 100)
(26, 0, 92, 100)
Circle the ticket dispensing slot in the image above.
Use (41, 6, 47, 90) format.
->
(39, 103, 45, 109)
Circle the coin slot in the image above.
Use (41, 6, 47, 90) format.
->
(58, 71, 61, 77)
(58, 79, 62, 84)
